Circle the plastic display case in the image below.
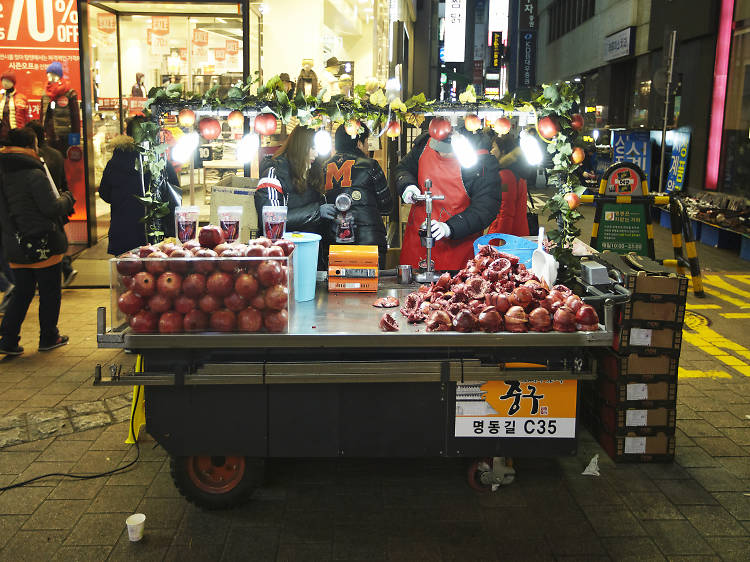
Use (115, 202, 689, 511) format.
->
(110, 246, 293, 335)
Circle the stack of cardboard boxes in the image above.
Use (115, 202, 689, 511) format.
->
(583, 253, 687, 462)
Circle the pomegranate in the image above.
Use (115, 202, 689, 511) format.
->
(130, 310, 158, 333)
(564, 294, 583, 314)
(235, 273, 259, 299)
(426, 310, 452, 332)
(147, 293, 172, 314)
(478, 307, 503, 332)
(453, 310, 478, 333)
(118, 291, 144, 315)
(257, 260, 284, 287)
(168, 249, 191, 274)
(553, 307, 577, 333)
(182, 273, 206, 299)
(224, 293, 248, 312)
(207, 272, 234, 298)
(183, 309, 208, 332)
(528, 307, 552, 332)
(198, 293, 222, 314)
(504, 306, 528, 333)
(116, 253, 142, 275)
(209, 309, 236, 332)
(237, 307, 263, 332)
(264, 309, 288, 333)
(193, 249, 219, 274)
(198, 225, 225, 249)
(509, 286, 534, 308)
(158, 311, 184, 334)
(156, 272, 182, 299)
(144, 251, 169, 276)
(576, 304, 600, 331)
(379, 313, 399, 332)
(132, 272, 156, 298)
(174, 295, 197, 314)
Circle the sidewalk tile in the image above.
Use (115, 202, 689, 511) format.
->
(716, 457, 750, 479)
(48, 478, 105, 500)
(603, 465, 659, 492)
(385, 539, 441, 562)
(105, 459, 160, 486)
(0, 427, 27, 448)
(692, 437, 747, 457)
(14, 461, 75, 486)
(87, 484, 146, 513)
(50, 545, 112, 561)
(144, 472, 182, 499)
(582, 504, 647, 537)
(172, 508, 233, 545)
(166, 544, 225, 561)
(21, 499, 88, 530)
(0, 529, 68, 561)
(65, 512, 128, 546)
(108, 527, 172, 562)
(71, 413, 113, 432)
(677, 420, 723, 438)
(621, 490, 684, 520)
(36, 439, 91, 462)
(676, 405, 702, 420)
(71, 449, 127, 474)
(220, 525, 279, 561)
(68, 401, 106, 416)
(656, 479, 719, 505)
(639, 462, 691, 480)
(698, 411, 749, 428)
(57, 426, 106, 442)
(0, 515, 26, 550)
(678, 505, 748, 536)
(0, 451, 40, 474)
(704, 537, 750, 561)
(564, 476, 625, 506)
(439, 539, 497, 562)
(28, 419, 73, 441)
(642, 520, 715, 555)
(712, 492, 750, 520)
(0, 402, 23, 416)
(12, 377, 58, 390)
(134, 497, 186, 529)
(686, 468, 746, 492)
(601, 537, 665, 561)
(674, 446, 722, 468)
(281, 510, 335, 543)
(720, 427, 750, 445)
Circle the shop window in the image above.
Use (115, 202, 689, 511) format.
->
(548, 0, 595, 43)
(720, 25, 750, 195)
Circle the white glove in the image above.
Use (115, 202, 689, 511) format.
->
(430, 220, 451, 240)
(402, 185, 421, 204)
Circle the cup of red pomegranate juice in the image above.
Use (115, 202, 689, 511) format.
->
(262, 205, 288, 241)
(218, 206, 242, 243)
(175, 206, 199, 243)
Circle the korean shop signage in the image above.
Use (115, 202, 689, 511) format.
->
(596, 162, 651, 256)
(612, 130, 651, 189)
(518, 31, 536, 87)
(444, 0, 467, 62)
(455, 380, 577, 438)
(519, 0, 537, 29)
(604, 27, 634, 61)
(666, 127, 691, 192)
(490, 31, 502, 70)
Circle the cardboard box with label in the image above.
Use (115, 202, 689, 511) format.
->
(598, 377, 677, 405)
(600, 404, 676, 435)
(601, 351, 678, 380)
(614, 325, 682, 354)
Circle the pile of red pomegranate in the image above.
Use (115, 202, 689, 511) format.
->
(115, 226, 294, 334)
(395, 245, 599, 333)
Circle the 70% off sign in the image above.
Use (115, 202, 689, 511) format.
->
(0, 0, 79, 43)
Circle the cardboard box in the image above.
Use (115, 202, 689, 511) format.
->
(597, 430, 675, 463)
(614, 324, 682, 354)
(625, 300, 685, 325)
(601, 351, 678, 380)
(598, 376, 677, 405)
(592, 251, 688, 298)
(600, 404, 676, 435)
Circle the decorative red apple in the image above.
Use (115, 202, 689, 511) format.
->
(132, 272, 156, 297)
(156, 272, 182, 299)
(198, 225, 225, 249)
(571, 147, 585, 165)
(345, 118, 361, 137)
(237, 307, 262, 332)
(118, 291, 144, 315)
(428, 117, 452, 141)
(564, 192, 581, 210)
(209, 309, 236, 332)
(207, 272, 234, 298)
(493, 117, 511, 135)
(254, 113, 277, 136)
(570, 113, 584, 131)
(386, 121, 401, 138)
(130, 310, 158, 333)
(537, 116, 559, 140)
(464, 114, 481, 132)
(183, 309, 208, 332)
(227, 110, 244, 129)
(178, 108, 196, 128)
(198, 117, 221, 140)
(158, 311, 184, 334)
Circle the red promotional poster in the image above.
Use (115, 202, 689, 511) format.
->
(192, 28, 208, 47)
(226, 39, 239, 55)
(151, 15, 169, 35)
(97, 12, 115, 34)
(214, 48, 226, 62)
(0, 0, 87, 230)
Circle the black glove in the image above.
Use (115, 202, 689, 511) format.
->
(319, 203, 336, 220)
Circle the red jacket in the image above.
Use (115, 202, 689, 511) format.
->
(488, 166, 529, 237)
(0, 90, 30, 130)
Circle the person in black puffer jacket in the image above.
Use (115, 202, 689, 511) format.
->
(254, 125, 324, 235)
(320, 124, 393, 267)
(99, 117, 180, 256)
(0, 127, 75, 355)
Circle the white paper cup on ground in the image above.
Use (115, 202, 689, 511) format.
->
(126, 513, 146, 542)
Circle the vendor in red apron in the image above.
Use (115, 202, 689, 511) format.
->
(396, 122, 501, 271)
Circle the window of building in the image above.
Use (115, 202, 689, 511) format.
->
(548, 0, 595, 43)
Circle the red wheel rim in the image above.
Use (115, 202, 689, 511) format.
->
(186, 456, 246, 494)
(467, 457, 493, 493)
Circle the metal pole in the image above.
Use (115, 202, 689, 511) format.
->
(658, 31, 677, 193)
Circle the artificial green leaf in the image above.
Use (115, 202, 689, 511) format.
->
(276, 90, 289, 106)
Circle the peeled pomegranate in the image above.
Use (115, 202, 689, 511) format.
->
(509, 286, 533, 308)
(576, 304, 600, 331)
(564, 294, 583, 314)
(504, 306, 528, 333)
(379, 313, 399, 332)
(528, 307, 552, 332)
(485, 293, 510, 313)
(435, 272, 452, 290)
(552, 285, 573, 298)
(453, 310, 478, 333)
(553, 307, 577, 332)
(478, 307, 503, 332)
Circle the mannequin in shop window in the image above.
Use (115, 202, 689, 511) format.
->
(40, 62, 80, 154)
(320, 57, 341, 97)
(131, 73, 146, 98)
(279, 73, 295, 99)
(296, 59, 318, 98)
(0, 70, 30, 140)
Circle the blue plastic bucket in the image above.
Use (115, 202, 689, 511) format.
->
(283, 232, 321, 302)
(473, 233, 537, 268)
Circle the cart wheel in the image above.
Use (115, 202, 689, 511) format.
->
(467, 457, 515, 492)
(170, 455, 264, 510)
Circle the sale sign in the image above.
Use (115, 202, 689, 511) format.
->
(0, 0, 87, 231)
(96, 12, 115, 34)
(213, 48, 226, 62)
(192, 28, 208, 46)
(226, 39, 239, 55)
(151, 15, 169, 35)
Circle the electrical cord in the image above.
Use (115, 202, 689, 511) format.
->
(0, 386, 142, 492)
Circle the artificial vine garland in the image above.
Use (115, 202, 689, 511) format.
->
(135, 75, 586, 278)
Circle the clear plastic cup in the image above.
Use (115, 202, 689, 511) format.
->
(126, 513, 146, 542)
(175, 206, 199, 243)
(262, 206, 288, 241)
(218, 205, 243, 243)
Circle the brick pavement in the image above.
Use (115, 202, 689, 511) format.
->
(0, 243, 749, 560)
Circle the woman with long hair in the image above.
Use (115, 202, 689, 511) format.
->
(254, 125, 324, 233)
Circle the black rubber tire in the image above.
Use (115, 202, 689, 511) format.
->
(170, 455, 264, 510)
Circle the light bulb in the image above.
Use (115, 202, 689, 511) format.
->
(520, 130, 543, 166)
(451, 134, 477, 168)
(171, 132, 199, 164)
(236, 133, 260, 163)
(314, 129, 332, 157)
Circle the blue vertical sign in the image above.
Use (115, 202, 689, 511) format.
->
(665, 127, 691, 192)
(612, 131, 652, 190)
